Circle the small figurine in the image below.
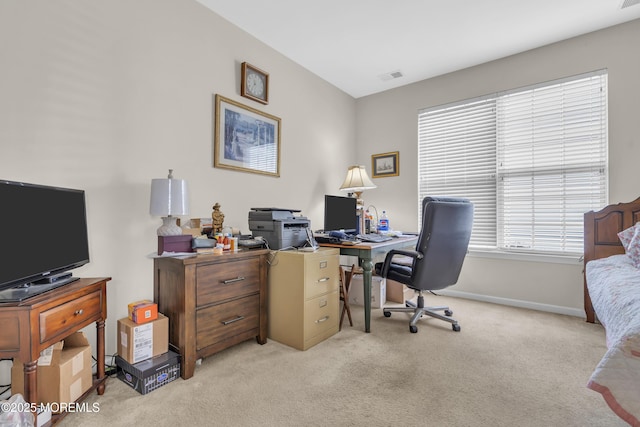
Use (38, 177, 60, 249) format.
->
(212, 202, 225, 235)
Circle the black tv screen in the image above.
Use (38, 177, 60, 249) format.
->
(324, 195, 357, 233)
(0, 180, 90, 297)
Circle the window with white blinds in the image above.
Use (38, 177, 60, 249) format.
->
(418, 70, 608, 255)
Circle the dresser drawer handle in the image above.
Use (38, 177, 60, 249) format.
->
(223, 276, 246, 284)
(315, 316, 330, 324)
(317, 277, 330, 283)
(74, 309, 84, 316)
(221, 315, 245, 325)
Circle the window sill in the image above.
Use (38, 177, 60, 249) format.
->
(467, 249, 582, 265)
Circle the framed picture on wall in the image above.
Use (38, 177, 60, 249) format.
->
(372, 151, 399, 178)
(214, 94, 281, 177)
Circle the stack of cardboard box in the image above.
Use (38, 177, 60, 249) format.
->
(115, 300, 180, 394)
(11, 332, 93, 417)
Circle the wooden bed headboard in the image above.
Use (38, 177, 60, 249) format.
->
(583, 196, 640, 322)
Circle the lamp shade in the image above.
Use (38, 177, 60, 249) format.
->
(339, 165, 377, 192)
(150, 177, 190, 216)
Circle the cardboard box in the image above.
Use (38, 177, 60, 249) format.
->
(116, 350, 180, 395)
(128, 299, 158, 324)
(348, 275, 386, 308)
(379, 255, 414, 303)
(12, 332, 92, 410)
(117, 314, 168, 364)
(386, 279, 408, 303)
(386, 280, 415, 304)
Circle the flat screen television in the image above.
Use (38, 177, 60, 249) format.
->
(0, 180, 90, 301)
(324, 195, 357, 234)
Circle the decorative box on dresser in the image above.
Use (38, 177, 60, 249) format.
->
(153, 249, 269, 380)
(268, 248, 340, 350)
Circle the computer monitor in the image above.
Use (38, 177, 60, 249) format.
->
(324, 195, 357, 233)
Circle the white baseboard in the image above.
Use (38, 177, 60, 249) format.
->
(438, 289, 586, 319)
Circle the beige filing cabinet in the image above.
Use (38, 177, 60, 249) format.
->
(268, 248, 340, 350)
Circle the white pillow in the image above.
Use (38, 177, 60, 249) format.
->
(618, 222, 640, 251)
(626, 225, 640, 269)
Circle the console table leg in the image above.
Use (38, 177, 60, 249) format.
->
(23, 360, 38, 405)
(96, 319, 106, 395)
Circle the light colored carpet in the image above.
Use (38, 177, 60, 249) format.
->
(61, 296, 625, 427)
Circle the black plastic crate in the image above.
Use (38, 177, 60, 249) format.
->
(116, 350, 180, 394)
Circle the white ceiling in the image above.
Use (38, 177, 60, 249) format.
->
(196, 0, 640, 98)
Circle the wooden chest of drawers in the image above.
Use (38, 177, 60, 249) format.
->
(267, 248, 340, 350)
(153, 250, 269, 379)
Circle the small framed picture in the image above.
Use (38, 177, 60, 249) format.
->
(372, 151, 399, 178)
(214, 94, 281, 177)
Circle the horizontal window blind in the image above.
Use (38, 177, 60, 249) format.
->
(418, 70, 608, 255)
(496, 72, 608, 253)
(418, 99, 497, 248)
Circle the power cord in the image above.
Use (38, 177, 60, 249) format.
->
(91, 353, 119, 377)
(104, 353, 118, 377)
(366, 205, 379, 231)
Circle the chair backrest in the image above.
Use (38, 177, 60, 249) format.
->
(411, 197, 474, 291)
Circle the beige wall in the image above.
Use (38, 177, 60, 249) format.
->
(0, 0, 356, 356)
(356, 19, 640, 315)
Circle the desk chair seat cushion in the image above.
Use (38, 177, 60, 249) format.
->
(375, 262, 412, 286)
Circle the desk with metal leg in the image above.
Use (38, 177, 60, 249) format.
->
(318, 236, 418, 332)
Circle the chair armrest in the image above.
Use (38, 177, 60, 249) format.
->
(379, 249, 423, 278)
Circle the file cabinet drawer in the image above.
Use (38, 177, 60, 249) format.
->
(304, 252, 339, 299)
(303, 291, 339, 341)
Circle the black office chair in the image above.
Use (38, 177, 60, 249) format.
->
(375, 197, 473, 333)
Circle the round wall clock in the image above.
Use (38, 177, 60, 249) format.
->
(241, 62, 269, 104)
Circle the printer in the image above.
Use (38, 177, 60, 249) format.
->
(248, 208, 311, 250)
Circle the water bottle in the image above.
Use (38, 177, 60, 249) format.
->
(378, 211, 389, 233)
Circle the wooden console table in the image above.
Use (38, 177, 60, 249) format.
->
(153, 250, 269, 379)
(0, 277, 110, 425)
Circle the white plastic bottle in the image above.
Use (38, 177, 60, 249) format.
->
(378, 211, 389, 233)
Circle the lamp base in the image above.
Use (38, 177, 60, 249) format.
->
(157, 216, 182, 236)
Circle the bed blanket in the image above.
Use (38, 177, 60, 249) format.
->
(586, 254, 640, 426)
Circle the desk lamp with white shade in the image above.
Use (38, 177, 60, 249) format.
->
(339, 165, 376, 234)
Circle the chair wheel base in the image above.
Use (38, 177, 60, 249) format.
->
(381, 296, 461, 333)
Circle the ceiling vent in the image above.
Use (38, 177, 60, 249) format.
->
(620, 0, 640, 9)
(379, 70, 404, 81)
